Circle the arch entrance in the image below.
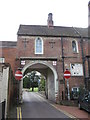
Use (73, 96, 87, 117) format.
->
(20, 61, 58, 102)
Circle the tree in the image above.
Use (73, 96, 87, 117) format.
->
(23, 71, 40, 91)
(29, 71, 40, 91)
(38, 75, 45, 91)
(23, 76, 30, 88)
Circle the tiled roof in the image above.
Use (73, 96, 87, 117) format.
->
(17, 25, 88, 38)
(0, 41, 17, 48)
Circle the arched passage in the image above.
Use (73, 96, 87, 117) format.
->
(20, 61, 58, 102)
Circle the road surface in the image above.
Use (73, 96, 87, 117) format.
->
(20, 91, 70, 119)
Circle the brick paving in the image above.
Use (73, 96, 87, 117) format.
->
(38, 92, 90, 119)
(53, 104, 90, 119)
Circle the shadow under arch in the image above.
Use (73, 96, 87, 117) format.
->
(22, 61, 58, 101)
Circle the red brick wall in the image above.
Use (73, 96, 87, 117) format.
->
(17, 36, 88, 100)
(2, 47, 17, 73)
(0, 35, 88, 101)
(17, 36, 62, 58)
(0, 48, 2, 57)
(62, 37, 85, 90)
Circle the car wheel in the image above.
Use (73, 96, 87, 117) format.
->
(78, 102, 82, 109)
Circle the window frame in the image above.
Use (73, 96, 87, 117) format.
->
(72, 40, 79, 53)
(0, 57, 5, 63)
(35, 37, 43, 54)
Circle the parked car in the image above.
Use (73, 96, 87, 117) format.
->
(78, 92, 90, 112)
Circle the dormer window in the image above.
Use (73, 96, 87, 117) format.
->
(35, 37, 43, 54)
(72, 40, 78, 53)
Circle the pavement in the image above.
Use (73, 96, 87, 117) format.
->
(38, 92, 90, 120)
(52, 103, 90, 120)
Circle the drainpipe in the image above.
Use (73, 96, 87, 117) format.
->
(87, 57, 90, 78)
(61, 37, 65, 99)
(88, 1, 90, 87)
(61, 37, 65, 72)
(80, 37, 86, 85)
(72, 27, 86, 88)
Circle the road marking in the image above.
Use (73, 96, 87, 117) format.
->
(17, 107, 19, 120)
(17, 107, 22, 120)
(19, 107, 22, 120)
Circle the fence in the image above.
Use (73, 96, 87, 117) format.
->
(0, 63, 17, 119)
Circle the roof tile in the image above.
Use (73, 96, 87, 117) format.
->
(17, 25, 88, 38)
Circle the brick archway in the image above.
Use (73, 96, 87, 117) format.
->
(20, 61, 58, 102)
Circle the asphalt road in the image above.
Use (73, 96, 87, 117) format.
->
(21, 91, 71, 119)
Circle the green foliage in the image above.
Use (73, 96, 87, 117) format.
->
(29, 71, 39, 91)
(29, 87, 38, 92)
(23, 76, 30, 88)
(38, 75, 45, 91)
(79, 85, 87, 96)
(23, 71, 40, 91)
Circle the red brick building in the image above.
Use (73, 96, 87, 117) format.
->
(0, 13, 89, 102)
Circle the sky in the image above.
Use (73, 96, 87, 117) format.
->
(0, 0, 89, 41)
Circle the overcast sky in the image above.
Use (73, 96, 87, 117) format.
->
(0, 0, 89, 41)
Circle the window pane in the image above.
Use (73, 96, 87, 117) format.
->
(72, 41, 77, 52)
(35, 38, 43, 54)
(0, 58, 5, 63)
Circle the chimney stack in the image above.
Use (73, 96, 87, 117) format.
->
(47, 13, 54, 28)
